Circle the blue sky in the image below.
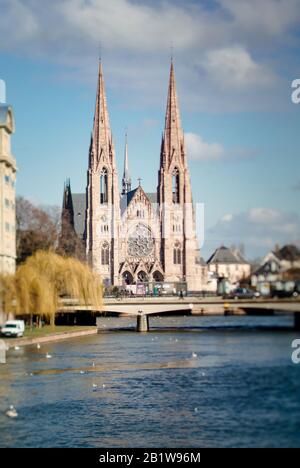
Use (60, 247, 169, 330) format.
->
(0, 0, 300, 259)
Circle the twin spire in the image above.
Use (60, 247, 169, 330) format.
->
(161, 59, 185, 168)
(89, 60, 113, 168)
(90, 58, 184, 185)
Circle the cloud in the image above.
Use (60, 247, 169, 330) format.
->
(0, 0, 298, 111)
(185, 132, 257, 162)
(60, 0, 201, 53)
(186, 133, 225, 160)
(0, 0, 39, 45)
(203, 207, 300, 259)
(222, 0, 300, 37)
(203, 45, 276, 90)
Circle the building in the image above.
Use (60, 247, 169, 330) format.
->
(62, 60, 205, 291)
(251, 244, 300, 292)
(0, 80, 17, 275)
(207, 246, 251, 286)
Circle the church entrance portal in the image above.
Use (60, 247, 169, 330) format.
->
(122, 271, 133, 285)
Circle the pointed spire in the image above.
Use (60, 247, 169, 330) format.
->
(160, 133, 166, 167)
(62, 178, 74, 227)
(162, 59, 184, 168)
(124, 132, 129, 177)
(122, 132, 132, 195)
(90, 60, 112, 168)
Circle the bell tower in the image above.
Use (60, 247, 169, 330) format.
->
(85, 61, 120, 286)
(157, 61, 200, 289)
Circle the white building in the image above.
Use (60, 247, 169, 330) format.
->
(0, 80, 17, 275)
(207, 246, 251, 286)
(251, 244, 300, 292)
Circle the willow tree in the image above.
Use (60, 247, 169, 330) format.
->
(0, 274, 17, 321)
(0, 251, 103, 327)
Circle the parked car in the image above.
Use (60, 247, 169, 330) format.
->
(271, 289, 299, 299)
(0, 320, 25, 338)
(227, 288, 259, 299)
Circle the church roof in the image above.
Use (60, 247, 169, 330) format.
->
(146, 192, 158, 204)
(120, 187, 158, 215)
(72, 193, 86, 238)
(126, 188, 138, 205)
(70, 188, 157, 230)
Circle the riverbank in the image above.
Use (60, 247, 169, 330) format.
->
(3, 326, 97, 349)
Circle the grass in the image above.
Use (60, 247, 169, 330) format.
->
(23, 325, 96, 339)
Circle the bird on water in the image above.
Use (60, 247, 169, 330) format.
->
(6, 406, 18, 418)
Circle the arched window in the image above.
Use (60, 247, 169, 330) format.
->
(172, 168, 180, 204)
(100, 168, 108, 204)
(153, 271, 164, 282)
(173, 242, 181, 265)
(122, 271, 133, 285)
(101, 242, 110, 265)
(137, 271, 148, 283)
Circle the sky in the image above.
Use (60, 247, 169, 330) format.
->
(0, 0, 300, 260)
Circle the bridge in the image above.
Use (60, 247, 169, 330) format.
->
(60, 297, 300, 332)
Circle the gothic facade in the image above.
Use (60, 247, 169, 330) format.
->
(62, 61, 206, 291)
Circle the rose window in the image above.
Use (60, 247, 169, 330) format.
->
(128, 224, 154, 257)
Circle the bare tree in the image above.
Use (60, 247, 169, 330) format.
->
(16, 196, 58, 264)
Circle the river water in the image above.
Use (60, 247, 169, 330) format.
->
(0, 315, 300, 448)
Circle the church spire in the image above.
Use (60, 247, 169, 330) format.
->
(162, 59, 184, 168)
(89, 60, 113, 168)
(62, 178, 74, 228)
(122, 132, 132, 194)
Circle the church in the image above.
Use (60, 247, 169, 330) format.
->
(62, 60, 207, 291)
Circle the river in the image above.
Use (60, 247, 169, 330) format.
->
(0, 315, 300, 447)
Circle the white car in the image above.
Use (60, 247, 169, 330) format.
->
(1, 320, 25, 338)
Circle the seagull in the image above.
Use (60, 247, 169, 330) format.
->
(14, 346, 20, 351)
(80, 370, 85, 374)
(92, 383, 98, 389)
(192, 352, 197, 358)
(6, 406, 18, 418)
(194, 407, 199, 413)
(102, 384, 106, 388)
(37, 344, 41, 349)
(92, 362, 95, 367)
(45, 353, 52, 359)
